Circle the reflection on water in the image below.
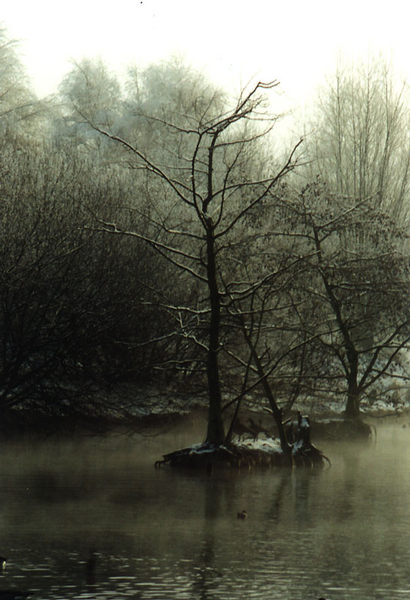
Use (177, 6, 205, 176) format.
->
(0, 422, 409, 599)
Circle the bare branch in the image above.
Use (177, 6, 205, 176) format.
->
(216, 138, 304, 239)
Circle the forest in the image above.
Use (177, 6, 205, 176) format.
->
(1, 26, 410, 449)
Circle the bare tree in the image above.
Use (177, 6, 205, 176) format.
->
(0, 27, 47, 144)
(286, 179, 410, 418)
(88, 80, 302, 445)
(57, 57, 123, 154)
(305, 57, 410, 221)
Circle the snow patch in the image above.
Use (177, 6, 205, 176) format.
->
(235, 436, 282, 454)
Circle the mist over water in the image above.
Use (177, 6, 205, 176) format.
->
(0, 421, 409, 599)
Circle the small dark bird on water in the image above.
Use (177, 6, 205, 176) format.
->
(237, 510, 248, 519)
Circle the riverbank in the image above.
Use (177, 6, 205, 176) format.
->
(1, 382, 408, 440)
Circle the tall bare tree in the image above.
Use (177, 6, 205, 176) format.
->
(88, 79, 302, 445)
(305, 58, 410, 221)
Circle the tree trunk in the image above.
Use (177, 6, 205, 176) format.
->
(241, 325, 292, 458)
(345, 379, 361, 419)
(205, 220, 225, 445)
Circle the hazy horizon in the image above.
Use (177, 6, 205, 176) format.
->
(2, 0, 409, 110)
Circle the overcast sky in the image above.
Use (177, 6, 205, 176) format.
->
(2, 0, 409, 108)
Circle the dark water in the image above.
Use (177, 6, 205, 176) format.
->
(0, 421, 410, 599)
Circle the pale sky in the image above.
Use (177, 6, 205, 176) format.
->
(1, 0, 409, 109)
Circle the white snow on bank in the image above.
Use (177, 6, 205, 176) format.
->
(234, 436, 282, 454)
(186, 437, 283, 455)
(189, 443, 220, 455)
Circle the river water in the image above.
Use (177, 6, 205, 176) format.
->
(0, 420, 409, 600)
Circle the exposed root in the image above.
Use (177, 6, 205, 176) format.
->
(286, 412, 331, 467)
(154, 438, 328, 470)
(154, 414, 330, 470)
(291, 443, 331, 468)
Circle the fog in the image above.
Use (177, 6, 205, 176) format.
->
(0, 6, 409, 599)
(2, 0, 409, 102)
(0, 421, 409, 599)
